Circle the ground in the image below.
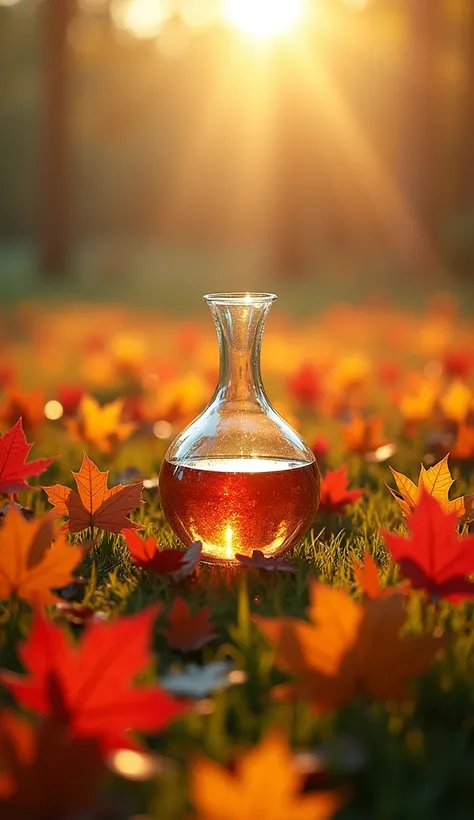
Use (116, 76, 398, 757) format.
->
(0, 276, 473, 819)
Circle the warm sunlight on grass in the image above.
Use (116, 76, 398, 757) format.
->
(224, 0, 304, 40)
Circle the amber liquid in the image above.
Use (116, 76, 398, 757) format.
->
(159, 457, 320, 563)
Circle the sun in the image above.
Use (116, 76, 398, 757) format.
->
(224, 0, 304, 40)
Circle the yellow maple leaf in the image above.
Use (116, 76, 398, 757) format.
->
(332, 353, 370, 389)
(153, 374, 209, 424)
(66, 395, 136, 454)
(398, 380, 438, 422)
(388, 455, 474, 521)
(191, 731, 342, 820)
(439, 380, 472, 424)
(0, 505, 87, 605)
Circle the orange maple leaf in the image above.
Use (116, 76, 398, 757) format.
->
(342, 414, 388, 455)
(255, 582, 442, 713)
(191, 731, 342, 820)
(164, 597, 217, 653)
(451, 425, 474, 461)
(66, 395, 137, 454)
(0, 505, 87, 605)
(43, 453, 143, 534)
(353, 551, 410, 600)
(0, 386, 46, 433)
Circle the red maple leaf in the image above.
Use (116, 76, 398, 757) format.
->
(0, 608, 188, 751)
(319, 465, 364, 514)
(123, 530, 201, 581)
(56, 385, 85, 417)
(309, 435, 329, 462)
(286, 364, 321, 406)
(0, 419, 55, 495)
(382, 489, 474, 603)
(163, 597, 217, 652)
(442, 349, 472, 379)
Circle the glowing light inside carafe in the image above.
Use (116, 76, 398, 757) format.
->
(225, 524, 234, 560)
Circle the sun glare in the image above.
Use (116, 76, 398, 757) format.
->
(224, 0, 303, 40)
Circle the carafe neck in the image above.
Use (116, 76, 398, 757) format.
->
(205, 294, 276, 403)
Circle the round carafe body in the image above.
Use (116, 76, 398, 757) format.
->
(159, 293, 320, 563)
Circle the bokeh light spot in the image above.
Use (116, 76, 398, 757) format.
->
(44, 400, 64, 421)
(111, 0, 167, 38)
(106, 748, 162, 781)
(153, 420, 173, 439)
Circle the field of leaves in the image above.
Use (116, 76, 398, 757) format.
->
(0, 294, 473, 820)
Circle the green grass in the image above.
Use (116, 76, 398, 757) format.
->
(1, 428, 474, 819)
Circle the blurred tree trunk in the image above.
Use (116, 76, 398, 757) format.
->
(39, 0, 74, 276)
(401, 0, 443, 275)
(457, 0, 474, 210)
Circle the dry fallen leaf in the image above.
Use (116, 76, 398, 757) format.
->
(319, 465, 364, 514)
(0, 505, 88, 606)
(287, 364, 322, 406)
(0, 418, 55, 495)
(382, 489, 474, 603)
(163, 597, 217, 652)
(0, 387, 46, 433)
(342, 414, 388, 456)
(66, 394, 137, 454)
(398, 381, 438, 423)
(1, 607, 188, 752)
(43, 452, 143, 535)
(55, 602, 106, 626)
(310, 435, 330, 462)
(353, 551, 410, 600)
(442, 349, 472, 379)
(255, 582, 442, 713)
(191, 731, 343, 820)
(387, 454, 474, 521)
(123, 531, 202, 581)
(439, 380, 472, 424)
(160, 661, 243, 699)
(235, 550, 297, 573)
(451, 425, 474, 461)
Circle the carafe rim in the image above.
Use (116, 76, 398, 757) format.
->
(203, 292, 277, 305)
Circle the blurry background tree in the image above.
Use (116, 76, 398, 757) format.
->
(457, 0, 474, 210)
(41, 0, 74, 275)
(0, 0, 473, 284)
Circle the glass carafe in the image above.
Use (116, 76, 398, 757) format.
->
(159, 293, 321, 563)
